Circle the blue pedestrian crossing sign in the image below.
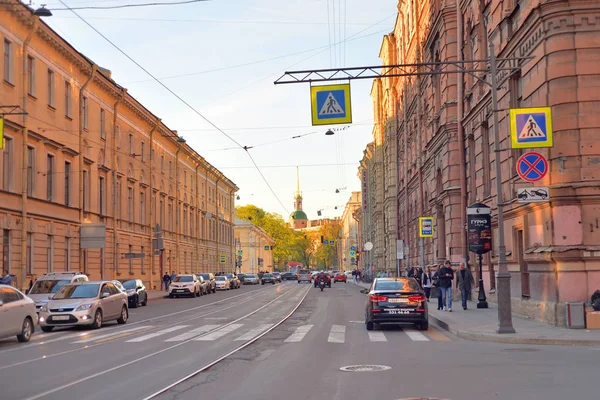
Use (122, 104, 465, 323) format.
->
(418, 217, 434, 238)
(510, 107, 553, 149)
(310, 84, 352, 126)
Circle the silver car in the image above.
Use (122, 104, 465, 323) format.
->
(27, 272, 89, 312)
(39, 281, 128, 332)
(215, 276, 230, 290)
(243, 274, 260, 285)
(0, 285, 37, 342)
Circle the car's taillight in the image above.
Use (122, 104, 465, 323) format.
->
(369, 294, 388, 302)
(408, 294, 427, 302)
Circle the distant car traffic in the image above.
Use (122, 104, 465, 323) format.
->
(281, 272, 297, 281)
(118, 279, 148, 308)
(243, 274, 260, 285)
(261, 273, 276, 285)
(0, 285, 37, 342)
(297, 270, 312, 284)
(333, 273, 347, 283)
(271, 272, 282, 283)
(215, 276, 230, 290)
(39, 281, 128, 331)
(363, 278, 428, 331)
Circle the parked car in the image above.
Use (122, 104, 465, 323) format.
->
(0, 285, 37, 342)
(281, 272, 297, 281)
(297, 269, 312, 284)
(362, 278, 428, 331)
(333, 273, 347, 283)
(215, 276, 230, 290)
(197, 275, 209, 295)
(117, 279, 148, 308)
(169, 275, 201, 298)
(27, 272, 89, 313)
(39, 281, 128, 331)
(243, 274, 260, 285)
(261, 273, 276, 285)
(197, 273, 216, 293)
(237, 273, 246, 284)
(225, 274, 241, 289)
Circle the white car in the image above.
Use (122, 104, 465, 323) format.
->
(243, 274, 260, 285)
(215, 276, 230, 290)
(169, 274, 201, 298)
(27, 271, 89, 313)
(0, 285, 37, 342)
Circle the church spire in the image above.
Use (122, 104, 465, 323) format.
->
(295, 166, 301, 199)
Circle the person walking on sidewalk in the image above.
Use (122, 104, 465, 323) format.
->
(438, 260, 454, 311)
(163, 273, 171, 292)
(421, 266, 433, 301)
(456, 261, 475, 310)
(433, 265, 443, 310)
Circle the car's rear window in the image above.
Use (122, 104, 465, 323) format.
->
(298, 270, 309, 275)
(374, 279, 421, 292)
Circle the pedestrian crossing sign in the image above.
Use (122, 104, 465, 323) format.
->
(220, 255, 226, 264)
(310, 84, 352, 126)
(510, 107, 553, 149)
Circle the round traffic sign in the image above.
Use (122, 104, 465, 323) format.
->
(364, 242, 373, 251)
(517, 151, 548, 183)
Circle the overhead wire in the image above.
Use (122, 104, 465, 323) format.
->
(46, 0, 211, 11)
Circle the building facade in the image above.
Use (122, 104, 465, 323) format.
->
(368, 0, 600, 325)
(233, 218, 274, 274)
(0, 1, 237, 292)
(340, 192, 361, 271)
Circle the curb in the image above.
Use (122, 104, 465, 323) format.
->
(429, 314, 600, 346)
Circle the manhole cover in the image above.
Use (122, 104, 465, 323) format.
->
(502, 348, 540, 352)
(339, 365, 391, 372)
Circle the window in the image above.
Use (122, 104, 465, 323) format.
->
(183, 207, 187, 236)
(46, 154, 54, 201)
(27, 55, 35, 96)
(65, 237, 71, 270)
(129, 133, 134, 155)
(3, 39, 13, 83)
(161, 155, 165, 173)
(82, 170, 89, 211)
(64, 161, 71, 205)
(47, 235, 54, 272)
(140, 191, 146, 226)
(100, 109, 106, 139)
(129, 245, 133, 274)
(47, 69, 55, 107)
(99, 176, 106, 215)
(169, 161, 172, 178)
(127, 187, 134, 223)
(64, 81, 72, 118)
(116, 179, 122, 219)
(2, 230, 10, 274)
(168, 202, 173, 231)
(82, 96, 88, 130)
(184, 170, 187, 187)
(190, 210, 194, 237)
(141, 246, 145, 274)
(26, 233, 33, 274)
(2, 136, 13, 191)
(27, 146, 34, 197)
(160, 197, 165, 228)
(141, 142, 145, 161)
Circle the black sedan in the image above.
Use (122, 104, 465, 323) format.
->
(261, 273, 276, 285)
(118, 279, 148, 308)
(362, 278, 428, 331)
(281, 272, 297, 281)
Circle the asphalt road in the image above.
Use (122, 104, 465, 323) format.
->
(1, 281, 597, 400)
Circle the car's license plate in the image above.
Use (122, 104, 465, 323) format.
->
(386, 309, 411, 314)
(388, 298, 408, 303)
(53, 315, 70, 320)
(176, 290, 184, 292)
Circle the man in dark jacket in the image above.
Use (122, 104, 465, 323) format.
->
(438, 260, 454, 311)
(456, 261, 475, 310)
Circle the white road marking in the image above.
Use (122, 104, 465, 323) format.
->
(195, 324, 244, 341)
(368, 331, 387, 342)
(328, 325, 346, 343)
(72, 326, 152, 343)
(204, 317, 228, 320)
(125, 326, 189, 343)
(234, 324, 273, 341)
(284, 325, 314, 343)
(165, 325, 222, 342)
(405, 330, 430, 341)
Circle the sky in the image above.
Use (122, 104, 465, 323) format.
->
(31, 0, 397, 220)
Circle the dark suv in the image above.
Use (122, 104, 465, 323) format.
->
(197, 273, 216, 294)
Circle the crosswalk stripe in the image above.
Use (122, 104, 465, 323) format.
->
(165, 325, 222, 342)
(195, 324, 244, 341)
(72, 326, 151, 343)
(328, 325, 346, 343)
(234, 324, 273, 341)
(405, 330, 430, 342)
(125, 326, 189, 343)
(367, 331, 387, 342)
(284, 325, 313, 343)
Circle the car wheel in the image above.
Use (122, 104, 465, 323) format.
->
(169, 293, 174, 298)
(366, 320, 374, 331)
(117, 306, 128, 324)
(41, 326, 54, 333)
(91, 309, 103, 329)
(141, 295, 148, 306)
(17, 317, 34, 342)
(417, 321, 429, 331)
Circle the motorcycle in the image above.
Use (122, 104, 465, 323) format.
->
(318, 279, 326, 291)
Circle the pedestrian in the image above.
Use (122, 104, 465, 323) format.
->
(162, 273, 170, 292)
(456, 261, 475, 310)
(413, 267, 423, 287)
(422, 266, 433, 301)
(438, 260, 454, 311)
(170, 270, 176, 283)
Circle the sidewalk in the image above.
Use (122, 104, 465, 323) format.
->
(349, 280, 600, 346)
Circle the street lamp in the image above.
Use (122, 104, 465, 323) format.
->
(325, 129, 335, 136)
(34, 5, 53, 17)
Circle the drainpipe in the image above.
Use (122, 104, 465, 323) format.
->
(148, 117, 160, 290)
(175, 146, 180, 275)
(457, 4, 468, 267)
(113, 89, 126, 280)
(20, 15, 39, 291)
(403, 84, 409, 270)
(79, 64, 97, 274)
(195, 163, 200, 273)
(215, 176, 221, 273)
(415, 6, 425, 268)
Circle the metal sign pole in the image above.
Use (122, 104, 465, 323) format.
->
(490, 42, 516, 334)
